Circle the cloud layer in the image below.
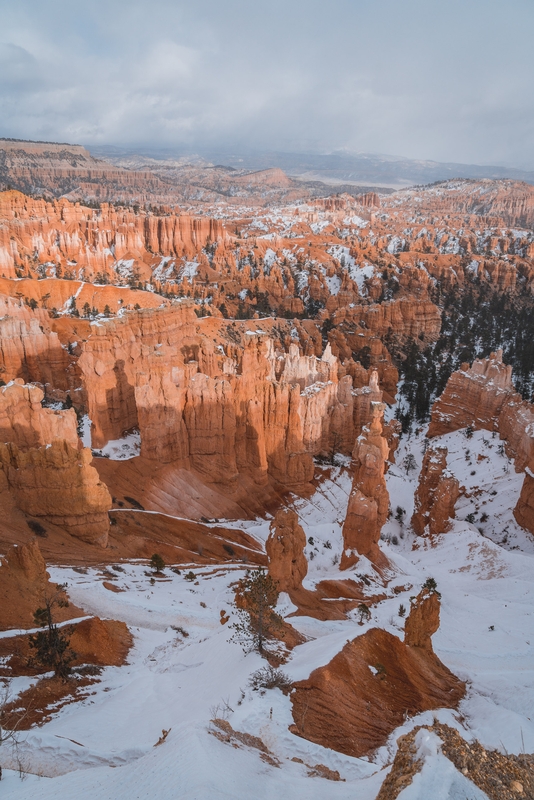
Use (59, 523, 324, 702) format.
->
(1, 0, 533, 167)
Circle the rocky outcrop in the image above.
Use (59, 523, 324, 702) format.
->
(0, 440, 111, 546)
(0, 141, 167, 203)
(428, 351, 534, 536)
(0, 381, 111, 546)
(266, 509, 307, 593)
(404, 587, 441, 651)
(0, 539, 78, 630)
(411, 446, 459, 536)
(427, 350, 514, 438)
(290, 627, 465, 758)
(514, 468, 534, 535)
(78, 307, 372, 487)
(0, 296, 78, 399)
(341, 401, 390, 568)
(0, 380, 78, 448)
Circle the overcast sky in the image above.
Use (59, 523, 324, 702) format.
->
(1, 0, 533, 167)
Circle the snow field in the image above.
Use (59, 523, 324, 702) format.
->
(2, 427, 534, 798)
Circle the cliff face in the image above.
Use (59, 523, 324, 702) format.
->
(0, 296, 79, 400)
(412, 446, 459, 536)
(78, 307, 374, 487)
(427, 350, 514, 438)
(341, 401, 390, 569)
(0, 381, 111, 545)
(0, 190, 230, 282)
(427, 351, 534, 536)
(0, 142, 168, 203)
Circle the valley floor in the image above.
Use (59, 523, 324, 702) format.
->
(1, 429, 533, 799)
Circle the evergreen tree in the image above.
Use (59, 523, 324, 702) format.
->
(230, 569, 281, 655)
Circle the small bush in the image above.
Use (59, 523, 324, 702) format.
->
(26, 519, 47, 537)
(248, 666, 292, 694)
(422, 577, 441, 597)
(171, 625, 189, 637)
(150, 553, 165, 574)
(398, 603, 406, 617)
(184, 571, 196, 581)
(124, 496, 145, 510)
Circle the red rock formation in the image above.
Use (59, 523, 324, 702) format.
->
(514, 468, 534, 535)
(427, 350, 513, 438)
(404, 587, 441, 650)
(69, 617, 133, 667)
(266, 509, 307, 593)
(412, 446, 459, 536)
(0, 539, 80, 630)
(0, 441, 111, 546)
(0, 380, 78, 448)
(428, 352, 534, 536)
(0, 296, 78, 400)
(290, 627, 465, 758)
(0, 381, 111, 546)
(341, 401, 390, 569)
(77, 307, 375, 488)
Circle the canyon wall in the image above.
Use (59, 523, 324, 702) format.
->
(428, 351, 534, 536)
(0, 381, 111, 545)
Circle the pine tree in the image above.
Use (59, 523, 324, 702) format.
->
(29, 588, 76, 681)
(230, 569, 281, 655)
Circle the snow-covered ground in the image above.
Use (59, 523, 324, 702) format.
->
(2, 427, 534, 799)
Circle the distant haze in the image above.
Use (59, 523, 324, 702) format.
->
(1, 0, 533, 170)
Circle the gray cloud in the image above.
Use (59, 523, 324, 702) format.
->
(0, 0, 533, 167)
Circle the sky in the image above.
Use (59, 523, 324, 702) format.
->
(0, 0, 533, 168)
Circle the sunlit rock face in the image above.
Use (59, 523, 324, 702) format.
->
(341, 401, 390, 569)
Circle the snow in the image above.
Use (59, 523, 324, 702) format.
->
(2, 427, 534, 798)
(92, 430, 141, 460)
(178, 260, 199, 282)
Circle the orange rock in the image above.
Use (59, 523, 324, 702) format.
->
(0, 539, 78, 630)
(69, 617, 132, 667)
(0, 440, 111, 547)
(266, 509, 307, 593)
(0, 380, 78, 449)
(412, 446, 459, 536)
(290, 627, 465, 758)
(404, 588, 441, 651)
(427, 350, 513, 437)
(341, 401, 390, 569)
(514, 468, 534, 536)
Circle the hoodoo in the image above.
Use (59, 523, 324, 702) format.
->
(341, 401, 390, 569)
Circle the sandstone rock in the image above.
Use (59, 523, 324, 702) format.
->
(0, 440, 111, 547)
(341, 401, 390, 569)
(428, 350, 513, 437)
(412, 445, 459, 536)
(69, 617, 132, 667)
(404, 588, 441, 651)
(290, 627, 465, 758)
(266, 509, 307, 593)
(0, 380, 78, 449)
(514, 468, 534, 536)
(0, 539, 77, 630)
